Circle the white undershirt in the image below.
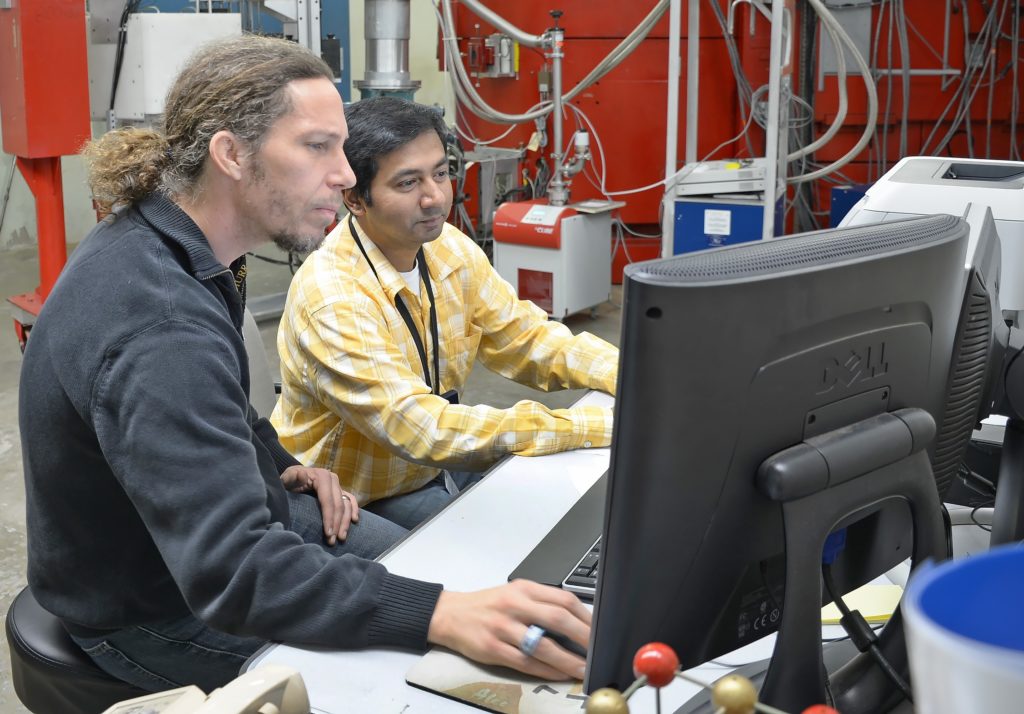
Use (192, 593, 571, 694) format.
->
(398, 259, 420, 294)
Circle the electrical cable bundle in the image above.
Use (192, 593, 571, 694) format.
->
(435, 0, 670, 127)
(110, 0, 145, 115)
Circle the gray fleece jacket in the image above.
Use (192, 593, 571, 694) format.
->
(19, 194, 441, 648)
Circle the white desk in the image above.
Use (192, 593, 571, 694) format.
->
(247, 391, 845, 712)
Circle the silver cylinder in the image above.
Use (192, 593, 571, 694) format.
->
(354, 0, 421, 95)
(547, 29, 569, 206)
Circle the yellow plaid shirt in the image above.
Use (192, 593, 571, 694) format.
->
(271, 217, 618, 505)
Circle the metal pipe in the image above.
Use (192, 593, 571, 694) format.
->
(446, 0, 668, 125)
(456, 0, 546, 48)
(1012, 0, 1020, 159)
(941, 0, 953, 91)
(552, 30, 563, 166)
(684, 0, 698, 164)
(547, 27, 568, 205)
(873, 68, 961, 76)
(665, 0, 681, 179)
(354, 0, 420, 97)
(761, 0, 787, 241)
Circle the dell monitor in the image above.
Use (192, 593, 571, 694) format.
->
(586, 213, 1003, 712)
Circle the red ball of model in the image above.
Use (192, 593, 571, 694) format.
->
(802, 706, 841, 714)
(632, 642, 680, 688)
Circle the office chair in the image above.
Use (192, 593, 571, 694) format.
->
(241, 305, 279, 418)
(6, 308, 278, 713)
(6, 586, 149, 713)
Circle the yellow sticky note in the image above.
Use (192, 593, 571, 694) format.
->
(821, 584, 903, 625)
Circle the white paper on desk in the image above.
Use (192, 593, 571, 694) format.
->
(406, 648, 588, 713)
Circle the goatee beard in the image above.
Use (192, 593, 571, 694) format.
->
(272, 231, 325, 254)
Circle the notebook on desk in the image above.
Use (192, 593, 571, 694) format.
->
(507, 472, 607, 599)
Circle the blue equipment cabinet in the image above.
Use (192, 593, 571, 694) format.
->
(672, 195, 783, 254)
(829, 184, 871, 227)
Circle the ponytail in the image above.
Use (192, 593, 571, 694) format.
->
(82, 128, 170, 213)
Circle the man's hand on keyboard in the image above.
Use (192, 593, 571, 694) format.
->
(428, 579, 590, 680)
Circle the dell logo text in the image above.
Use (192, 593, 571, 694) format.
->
(818, 343, 889, 394)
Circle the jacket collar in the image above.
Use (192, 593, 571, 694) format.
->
(137, 193, 228, 280)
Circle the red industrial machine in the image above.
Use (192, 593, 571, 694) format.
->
(445, 1, 762, 226)
(0, 0, 91, 349)
(492, 199, 613, 319)
(443, 0, 781, 282)
(445, 0, 1024, 261)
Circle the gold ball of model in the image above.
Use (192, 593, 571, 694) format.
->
(710, 674, 759, 713)
(586, 687, 630, 714)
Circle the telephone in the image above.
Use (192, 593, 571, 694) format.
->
(101, 665, 309, 714)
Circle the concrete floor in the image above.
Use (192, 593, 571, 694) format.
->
(0, 243, 623, 712)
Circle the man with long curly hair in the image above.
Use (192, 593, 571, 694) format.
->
(19, 35, 589, 694)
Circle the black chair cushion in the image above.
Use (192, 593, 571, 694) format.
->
(5, 587, 148, 714)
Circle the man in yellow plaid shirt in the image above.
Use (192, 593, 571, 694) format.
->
(272, 96, 618, 529)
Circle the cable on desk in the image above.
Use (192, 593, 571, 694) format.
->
(970, 505, 994, 532)
(706, 625, 883, 669)
(954, 462, 996, 502)
(821, 564, 914, 704)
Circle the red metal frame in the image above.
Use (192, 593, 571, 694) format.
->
(8, 157, 68, 350)
(0, 0, 90, 348)
(15, 157, 68, 301)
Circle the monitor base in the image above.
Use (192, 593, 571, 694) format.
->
(673, 640, 913, 714)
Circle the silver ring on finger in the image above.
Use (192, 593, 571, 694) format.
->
(519, 624, 546, 657)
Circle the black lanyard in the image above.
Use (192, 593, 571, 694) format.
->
(348, 214, 441, 395)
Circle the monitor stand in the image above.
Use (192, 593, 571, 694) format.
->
(673, 641, 915, 714)
(676, 408, 948, 714)
(991, 417, 1024, 544)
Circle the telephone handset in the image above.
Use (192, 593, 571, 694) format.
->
(102, 665, 309, 714)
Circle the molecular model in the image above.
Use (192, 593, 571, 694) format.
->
(585, 642, 841, 714)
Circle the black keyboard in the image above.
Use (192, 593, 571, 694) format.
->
(562, 536, 601, 596)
